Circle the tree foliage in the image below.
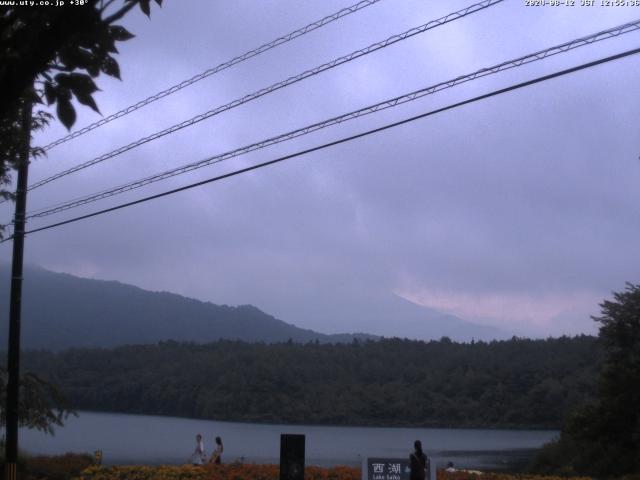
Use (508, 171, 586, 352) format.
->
(20, 336, 600, 429)
(0, 0, 162, 220)
(0, 367, 75, 435)
(532, 284, 640, 478)
(0, 0, 161, 431)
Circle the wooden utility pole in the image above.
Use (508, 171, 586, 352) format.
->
(4, 100, 32, 480)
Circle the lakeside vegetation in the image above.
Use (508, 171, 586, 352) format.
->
(0, 453, 599, 480)
(19, 335, 599, 429)
(7, 458, 599, 480)
(530, 284, 640, 478)
(74, 465, 593, 480)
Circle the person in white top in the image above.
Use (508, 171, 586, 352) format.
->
(191, 434, 206, 465)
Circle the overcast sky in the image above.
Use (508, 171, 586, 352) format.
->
(2, 0, 639, 338)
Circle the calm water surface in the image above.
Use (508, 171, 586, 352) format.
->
(20, 411, 558, 469)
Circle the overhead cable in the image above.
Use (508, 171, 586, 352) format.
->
(9, 45, 639, 241)
(42, 0, 385, 151)
(25, 18, 640, 220)
(27, 0, 504, 192)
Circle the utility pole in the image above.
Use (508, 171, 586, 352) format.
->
(4, 100, 32, 480)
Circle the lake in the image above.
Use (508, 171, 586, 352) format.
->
(20, 411, 558, 470)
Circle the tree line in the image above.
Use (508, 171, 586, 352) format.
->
(17, 335, 600, 429)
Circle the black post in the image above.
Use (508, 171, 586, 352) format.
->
(280, 434, 305, 480)
(4, 101, 32, 480)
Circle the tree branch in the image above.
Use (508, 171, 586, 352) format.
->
(104, 1, 138, 24)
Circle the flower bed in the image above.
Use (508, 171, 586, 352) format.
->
(440, 472, 592, 480)
(73, 464, 595, 480)
(74, 464, 360, 480)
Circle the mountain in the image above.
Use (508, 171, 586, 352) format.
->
(0, 266, 373, 350)
(354, 293, 510, 341)
(0, 265, 507, 350)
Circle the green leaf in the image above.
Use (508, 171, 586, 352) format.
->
(100, 57, 121, 80)
(62, 74, 101, 113)
(139, 0, 151, 16)
(56, 97, 76, 130)
(53, 74, 101, 116)
(44, 83, 57, 105)
(74, 90, 100, 114)
(87, 63, 100, 77)
(102, 35, 119, 54)
(109, 25, 135, 42)
(59, 46, 95, 71)
(56, 73, 99, 95)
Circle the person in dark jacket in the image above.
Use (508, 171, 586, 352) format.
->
(409, 440, 427, 480)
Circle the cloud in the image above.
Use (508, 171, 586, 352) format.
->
(2, 0, 639, 339)
(396, 285, 602, 336)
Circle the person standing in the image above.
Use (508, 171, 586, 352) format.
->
(209, 436, 224, 464)
(410, 440, 428, 480)
(192, 434, 206, 465)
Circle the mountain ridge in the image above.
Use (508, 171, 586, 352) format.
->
(0, 265, 507, 350)
(0, 265, 375, 350)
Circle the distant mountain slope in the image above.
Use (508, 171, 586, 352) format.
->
(0, 266, 508, 350)
(270, 291, 511, 342)
(0, 266, 372, 350)
(357, 293, 510, 342)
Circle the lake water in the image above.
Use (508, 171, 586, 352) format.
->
(20, 411, 557, 470)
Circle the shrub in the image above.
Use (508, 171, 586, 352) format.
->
(22, 453, 95, 480)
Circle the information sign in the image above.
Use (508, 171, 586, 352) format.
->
(364, 457, 435, 480)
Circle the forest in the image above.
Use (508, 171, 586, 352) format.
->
(18, 335, 600, 429)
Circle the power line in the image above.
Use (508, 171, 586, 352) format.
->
(25, 18, 640, 220)
(9, 45, 639, 241)
(27, 0, 504, 192)
(41, 0, 385, 152)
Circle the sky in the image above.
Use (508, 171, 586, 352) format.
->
(2, 0, 639, 338)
